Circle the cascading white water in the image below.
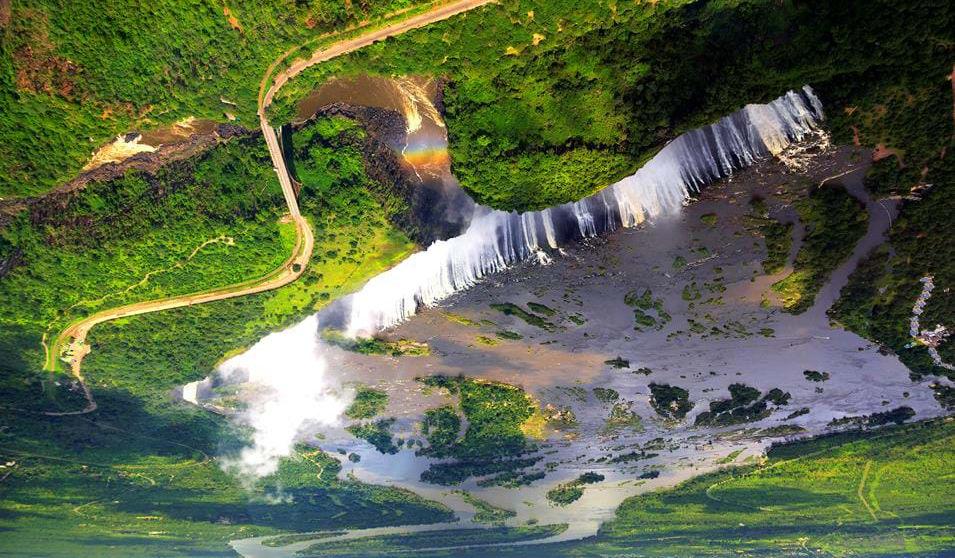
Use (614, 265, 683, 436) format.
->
(214, 85, 824, 477)
(344, 85, 825, 335)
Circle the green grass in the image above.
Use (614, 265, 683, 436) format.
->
(772, 184, 868, 313)
(546, 472, 605, 506)
(453, 491, 517, 525)
(345, 385, 389, 420)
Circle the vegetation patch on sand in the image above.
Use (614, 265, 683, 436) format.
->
(624, 288, 671, 331)
(772, 184, 868, 314)
(694, 384, 790, 427)
(416, 376, 543, 485)
(323, 329, 429, 357)
(546, 472, 605, 506)
(345, 385, 388, 420)
(490, 302, 556, 331)
(347, 418, 399, 454)
(648, 383, 693, 421)
(453, 491, 516, 525)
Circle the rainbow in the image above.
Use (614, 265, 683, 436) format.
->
(400, 138, 451, 171)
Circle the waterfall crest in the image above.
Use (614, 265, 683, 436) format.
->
(344, 86, 824, 335)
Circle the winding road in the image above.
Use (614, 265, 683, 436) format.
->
(43, 0, 494, 414)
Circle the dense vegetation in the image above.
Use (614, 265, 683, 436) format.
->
(0, 115, 429, 554)
(825, 39, 954, 380)
(648, 383, 693, 421)
(694, 384, 791, 427)
(771, 183, 868, 313)
(546, 472, 604, 506)
(0, 137, 288, 375)
(345, 385, 389, 420)
(748, 197, 793, 274)
(417, 375, 543, 485)
(347, 418, 400, 454)
(0, 0, 430, 196)
(269, 0, 953, 212)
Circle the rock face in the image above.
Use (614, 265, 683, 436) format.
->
(302, 103, 465, 246)
(0, 123, 256, 213)
(65, 123, 256, 195)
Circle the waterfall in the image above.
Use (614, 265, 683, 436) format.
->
(214, 86, 824, 477)
(343, 85, 824, 335)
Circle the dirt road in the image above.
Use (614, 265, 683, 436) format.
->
(43, 216, 313, 414)
(260, 0, 495, 111)
(43, 0, 493, 414)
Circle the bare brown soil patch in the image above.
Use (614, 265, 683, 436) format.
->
(223, 6, 242, 31)
(0, 0, 11, 27)
(872, 143, 902, 163)
(11, 9, 80, 99)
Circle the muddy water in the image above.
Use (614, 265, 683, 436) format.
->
(227, 144, 947, 557)
(83, 117, 220, 171)
(138, 117, 218, 146)
(296, 75, 450, 178)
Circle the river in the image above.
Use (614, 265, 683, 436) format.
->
(173, 81, 947, 556)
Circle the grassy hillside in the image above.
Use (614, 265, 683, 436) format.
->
(0, 0, 427, 197)
(588, 419, 955, 557)
(412, 419, 955, 558)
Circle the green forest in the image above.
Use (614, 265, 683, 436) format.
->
(0, 0, 429, 196)
(267, 0, 953, 211)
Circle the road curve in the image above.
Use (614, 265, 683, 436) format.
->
(43, 216, 313, 414)
(43, 0, 494, 415)
(260, 0, 495, 111)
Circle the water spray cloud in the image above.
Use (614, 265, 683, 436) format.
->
(218, 316, 350, 478)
